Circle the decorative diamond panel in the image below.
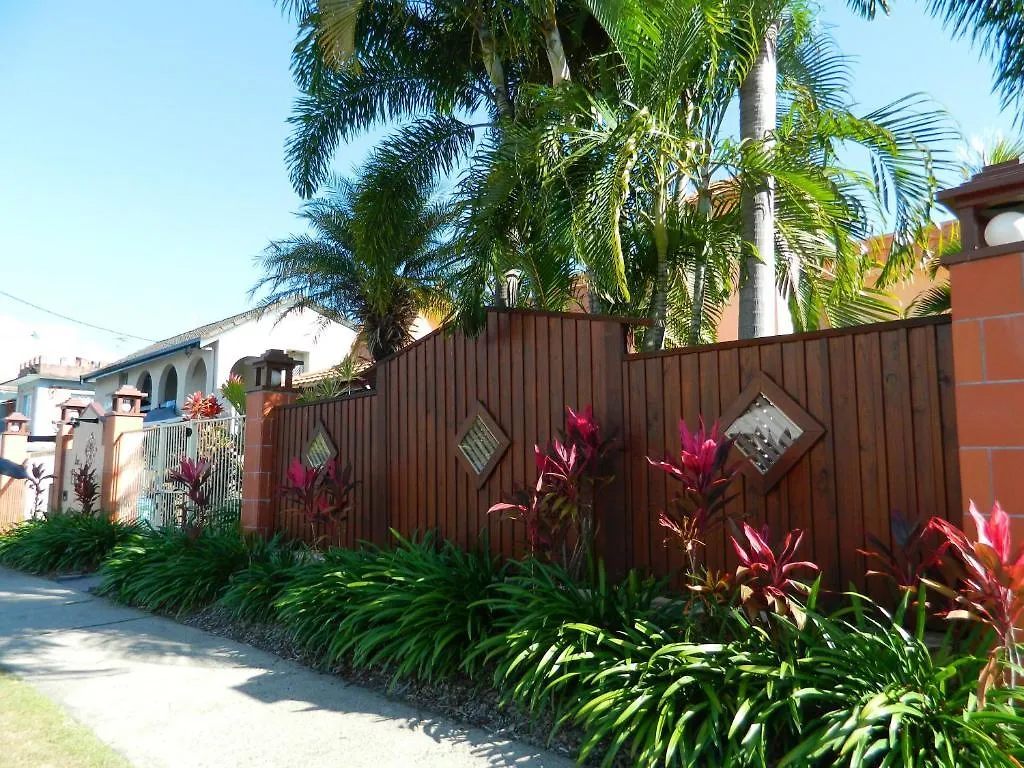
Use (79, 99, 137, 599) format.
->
(718, 372, 824, 493)
(455, 402, 510, 487)
(459, 418, 501, 473)
(725, 394, 805, 475)
(305, 421, 337, 468)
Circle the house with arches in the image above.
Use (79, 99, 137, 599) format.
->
(82, 302, 359, 422)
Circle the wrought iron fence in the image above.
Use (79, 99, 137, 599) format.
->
(117, 415, 245, 528)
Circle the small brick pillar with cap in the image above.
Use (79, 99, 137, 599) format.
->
(938, 158, 1024, 541)
(241, 349, 300, 537)
(50, 397, 88, 515)
(0, 412, 29, 526)
(101, 386, 145, 518)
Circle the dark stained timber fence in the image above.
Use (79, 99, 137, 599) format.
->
(269, 311, 961, 591)
(622, 316, 961, 590)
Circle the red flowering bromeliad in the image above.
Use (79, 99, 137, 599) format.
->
(280, 457, 356, 546)
(731, 522, 820, 629)
(648, 418, 740, 574)
(925, 502, 1024, 693)
(489, 405, 614, 578)
(166, 455, 213, 535)
(182, 392, 224, 421)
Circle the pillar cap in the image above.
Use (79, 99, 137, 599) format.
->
(109, 386, 145, 417)
(251, 349, 301, 392)
(3, 412, 28, 435)
(938, 158, 1024, 264)
(59, 397, 90, 424)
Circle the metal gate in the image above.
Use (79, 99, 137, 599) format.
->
(118, 415, 246, 528)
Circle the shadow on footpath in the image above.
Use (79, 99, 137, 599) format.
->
(0, 570, 565, 767)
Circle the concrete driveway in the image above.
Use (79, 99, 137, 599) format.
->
(0, 568, 572, 768)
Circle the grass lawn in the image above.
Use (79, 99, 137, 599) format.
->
(0, 672, 131, 768)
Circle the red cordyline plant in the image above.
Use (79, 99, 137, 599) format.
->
(489, 405, 614, 579)
(731, 523, 820, 628)
(167, 455, 213, 536)
(280, 456, 356, 547)
(71, 461, 99, 516)
(858, 511, 951, 597)
(648, 418, 740, 574)
(925, 502, 1024, 694)
(27, 462, 55, 518)
(182, 392, 224, 421)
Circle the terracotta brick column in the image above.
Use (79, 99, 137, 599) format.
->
(939, 159, 1024, 541)
(101, 387, 145, 518)
(1, 413, 29, 526)
(50, 398, 87, 515)
(241, 350, 300, 537)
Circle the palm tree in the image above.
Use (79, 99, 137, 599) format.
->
(738, 0, 1024, 338)
(252, 176, 456, 361)
(502, 0, 954, 349)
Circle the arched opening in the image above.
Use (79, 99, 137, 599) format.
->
(229, 357, 257, 391)
(186, 357, 208, 397)
(135, 372, 153, 411)
(157, 365, 179, 408)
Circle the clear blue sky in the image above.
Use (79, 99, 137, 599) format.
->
(0, 1, 1017, 367)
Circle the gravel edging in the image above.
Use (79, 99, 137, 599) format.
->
(179, 605, 592, 764)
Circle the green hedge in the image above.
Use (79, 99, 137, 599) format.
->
(0, 515, 139, 574)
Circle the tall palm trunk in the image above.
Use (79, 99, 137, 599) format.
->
(688, 176, 713, 345)
(477, 18, 513, 118)
(646, 178, 670, 351)
(540, 1, 571, 86)
(738, 22, 778, 339)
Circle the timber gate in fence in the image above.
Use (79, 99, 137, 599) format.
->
(269, 310, 961, 591)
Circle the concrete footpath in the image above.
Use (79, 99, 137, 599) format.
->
(0, 568, 572, 768)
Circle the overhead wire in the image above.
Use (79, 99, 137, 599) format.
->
(0, 289, 155, 343)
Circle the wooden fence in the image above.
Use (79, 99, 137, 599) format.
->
(269, 310, 961, 591)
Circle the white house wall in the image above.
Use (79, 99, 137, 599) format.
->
(215, 308, 358, 387)
(22, 382, 95, 437)
(89, 308, 359, 412)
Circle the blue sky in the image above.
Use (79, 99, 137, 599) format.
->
(0, 1, 1018, 373)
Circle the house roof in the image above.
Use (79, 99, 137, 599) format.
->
(82, 301, 350, 382)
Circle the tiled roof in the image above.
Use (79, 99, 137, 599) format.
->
(83, 306, 268, 381)
(82, 301, 336, 381)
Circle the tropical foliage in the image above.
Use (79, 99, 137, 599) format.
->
(252, 177, 455, 361)
(648, 418, 739, 572)
(489, 405, 614, 577)
(0, 515, 139, 575)
(266, 0, 974, 349)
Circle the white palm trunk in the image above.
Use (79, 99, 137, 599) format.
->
(541, 1, 571, 86)
(477, 20, 513, 118)
(738, 23, 779, 339)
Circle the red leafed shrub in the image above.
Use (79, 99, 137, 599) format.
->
(280, 457, 355, 546)
(648, 418, 739, 573)
(489, 405, 614, 578)
(167, 455, 213, 536)
(926, 502, 1024, 693)
(183, 392, 224, 421)
(488, 449, 556, 556)
(858, 511, 950, 593)
(731, 522, 820, 628)
(71, 461, 99, 516)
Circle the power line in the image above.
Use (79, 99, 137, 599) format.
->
(0, 289, 155, 343)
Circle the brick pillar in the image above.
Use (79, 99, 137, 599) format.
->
(241, 350, 300, 537)
(52, 398, 88, 514)
(1, 413, 29, 526)
(50, 422, 73, 514)
(939, 159, 1024, 542)
(101, 387, 145, 518)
